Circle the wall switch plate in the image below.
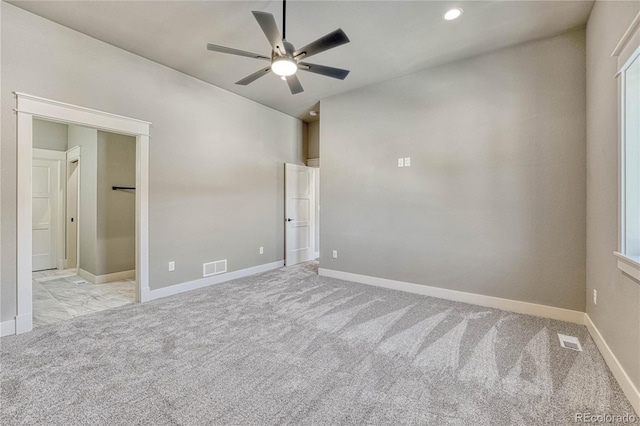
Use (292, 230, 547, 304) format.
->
(404, 157, 411, 167)
(332, 250, 338, 259)
(397, 158, 404, 167)
(168, 261, 175, 272)
(259, 246, 264, 255)
(593, 289, 597, 305)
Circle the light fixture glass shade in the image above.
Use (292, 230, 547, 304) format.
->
(443, 8, 463, 20)
(271, 58, 297, 76)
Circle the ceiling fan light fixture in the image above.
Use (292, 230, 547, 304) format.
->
(206, 1, 350, 94)
(271, 58, 297, 76)
(443, 8, 463, 21)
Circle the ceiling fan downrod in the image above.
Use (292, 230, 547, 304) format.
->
(282, 0, 286, 40)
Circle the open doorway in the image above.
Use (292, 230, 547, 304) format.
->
(14, 92, 150, 335)
(31, 119, 137, 327)
(285, 111, 320, 267)
(306, 114, 320, 261)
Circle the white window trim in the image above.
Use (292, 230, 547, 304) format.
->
(13, 92, 151, 335)
(615, 43, 640, 281)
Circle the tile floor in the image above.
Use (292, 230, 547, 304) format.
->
(32, 269, 135, 327)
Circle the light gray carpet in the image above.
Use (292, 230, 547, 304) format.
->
(1, 262, 635, 425)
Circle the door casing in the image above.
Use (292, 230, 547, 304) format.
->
(66, 146, 81, 270)
(14, 92, 151, 335)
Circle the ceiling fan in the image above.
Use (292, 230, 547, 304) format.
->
(206, 0, 350, 95)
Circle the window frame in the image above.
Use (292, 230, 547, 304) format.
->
(615, 44, 640, 281)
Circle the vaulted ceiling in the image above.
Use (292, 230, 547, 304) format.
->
(9, 1, 594, 121)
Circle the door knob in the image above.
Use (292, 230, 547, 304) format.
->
(286, 218, 294, 222)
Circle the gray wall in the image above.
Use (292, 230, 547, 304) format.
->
(308, 121, 320, 159)
(1, 3, 304, 321)
(68, 125, 98, 275)
(302, 122, 309, 162)
(320, 29, 587, 311)
(32, 119, 68, 151)
(314, 169, 320, 255)
(586, 0, 640, 390)
(97, 131, 136, 275)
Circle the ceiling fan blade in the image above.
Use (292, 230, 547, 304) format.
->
(293, 29, 350, 59)
(298, 62, 350, 80)
(235, 67, 272, 85)
(207, 44, 270, 61)
(285, 74, 304, 94)
(252, 11, 285, 55)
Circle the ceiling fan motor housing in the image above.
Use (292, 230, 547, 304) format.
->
(278, 40, 296, 59)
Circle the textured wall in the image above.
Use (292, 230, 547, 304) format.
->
(308, 121, 320, 159)
(32, 119, 68, 152)
(96, 131, 136, 276)
(586, 0, 640, 391)
(1, 3, 304, 321)
(320, 29, 587, 311)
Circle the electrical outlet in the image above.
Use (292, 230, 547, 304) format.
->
(259, 246, 264, 255)
(397, 158, 404, 168)
(404, 157, 411, 167)
(593, 289, 597, 305)
(332, 250, 338, 259)
(168, 261, 175, 272)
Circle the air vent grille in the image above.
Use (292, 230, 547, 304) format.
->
(558, 333, 583, 351)
(203, 259, 227, 277)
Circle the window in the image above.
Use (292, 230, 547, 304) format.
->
(616, 40, 640, 279)
(621, 50, 640, 257)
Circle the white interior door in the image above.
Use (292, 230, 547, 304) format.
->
(32, 157, 61, 271)
(285, 163, 315, 266)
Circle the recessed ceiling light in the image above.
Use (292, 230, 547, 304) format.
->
(443, 8, 463, 21)
(309, 111, 318, 116)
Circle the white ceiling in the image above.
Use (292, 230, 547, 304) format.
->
(9, 1, 594, 121)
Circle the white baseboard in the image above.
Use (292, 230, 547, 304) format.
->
(96, 269, 135, 284)
(585, 314, 640, 415)
(146, 260, 284, 301)
(140, 286, 151, 303)
(15, 313, 33, 334)
(318, 268, 585, 324)
(315, 251, 320, 259)
(78, 268, 96, 283)
(78, 268, 135, 284)
(1, 319, 16, 337)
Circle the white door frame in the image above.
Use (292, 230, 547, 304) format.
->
(66, 146, 81, 270)
(14, 92, 151, 334)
